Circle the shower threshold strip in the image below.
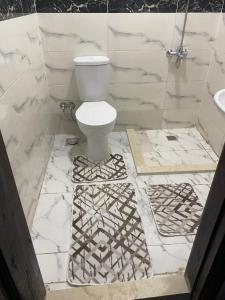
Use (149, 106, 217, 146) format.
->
(126, 128, 217, 175)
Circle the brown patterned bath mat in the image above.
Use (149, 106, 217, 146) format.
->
(68, 183, 151, 285)
(72, 154, 127, 183)
(146, 183, 203, 236)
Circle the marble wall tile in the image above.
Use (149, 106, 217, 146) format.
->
(108, 0, 178, 13)
(197, 82, 225, 155)
(37, 13, 218, 132)
(178, 0, 224, 13)
(109, 50, 168, 83)
(205, 51, 225, 89)
(36, 0, 107, 13)
(0, 14, 58, 228)
(197, 117, 225, 156)
(167, 48, 212, 82)
(0, 0, 23, 21)
(196, 13, 225, 156)
(108, 13, 175, 51)
(164, 81, 204, 109)
(162, 109, 197, 128)
(214, 15, 225, 50)
(0, 15, 38, 95)
(116, 109, 163, 130)
(0, 0, 36, 21)
(109, 82, 165, 111)
(49, 84, 80, 107)
(38, 13, 108, 52)
(44, 52, 75, 85)
(20, 0, 36, 14)
(171, 13, 220, 50)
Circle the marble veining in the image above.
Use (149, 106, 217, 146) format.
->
(35, 0, 107, 13)
(32, 193, 72, 254)
(1, 0, 223, 21)
(110, 63, 163, 82)
(0, 1, 23, 21)
(0, 14, 57, 227)
(175, 25, 215, 43)
(109, 92, 160, 109)
(0, 0, 36, 21)
(37, 13, 222, 132)
(178, 0, 224, 12)
(20, 0, 36, 14)
(33, 130, 214, 288)
(40, 26, 103, 50)
(0, 48, 31, 67)
(108, 0, 178, 13)
(109, 26, 167, 50)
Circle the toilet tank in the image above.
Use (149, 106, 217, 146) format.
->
(73, 56, 110, 102)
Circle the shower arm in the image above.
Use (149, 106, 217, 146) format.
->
(166, 0, 190, 68)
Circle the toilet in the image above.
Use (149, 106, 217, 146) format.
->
(74, 56, 117, 162)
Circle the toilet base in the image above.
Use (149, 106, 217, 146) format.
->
(87, 136, 110, 162)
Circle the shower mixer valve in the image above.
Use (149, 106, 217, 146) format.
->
(166, 47, 188, 59)
(166, 47, 188, 68)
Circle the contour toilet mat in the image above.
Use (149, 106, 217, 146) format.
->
(72, 154, 128, 183)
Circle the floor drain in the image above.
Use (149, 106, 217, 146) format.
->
(66, 137, 79, 145)
(166, 135, 178, 141)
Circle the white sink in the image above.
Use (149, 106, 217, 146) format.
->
(214, 89, 225, 113)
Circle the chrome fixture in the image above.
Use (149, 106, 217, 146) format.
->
(59, 101, 76, 122)
(166, 0, 190, 68)
(59, 101, 76, 113)
(166, 47, 188, 67)
(59, 101, 79, 145)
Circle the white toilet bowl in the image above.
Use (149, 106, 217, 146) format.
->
(73, 55, 117, 161)
(76, 101, 117, 161)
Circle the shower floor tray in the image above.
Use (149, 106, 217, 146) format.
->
(127, 128, 218, 175)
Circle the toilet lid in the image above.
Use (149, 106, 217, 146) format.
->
(75, 101, 117, 126)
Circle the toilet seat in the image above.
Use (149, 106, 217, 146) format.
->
(75, 101, 117, 126)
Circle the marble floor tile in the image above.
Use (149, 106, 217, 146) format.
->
(108, 131, 130, 154)
(136, 172, 214, 189)
(137, 128, 218, 167)
(143, 149, 215, 166)
(41, 155, 73, 194)
(46, 282, 72, 292)
(52, 134, 86, 158)
(193, 184, 211, 206)
(145, 128, 206, 152)
(32, 193, 72, 254)
(190, 127, 213, 150)
(53, 132, 130, 158)
(37, 253, 68, 284)
(34, 129, 216, 289)
(148, 244, 192, 275)
(206, 148, 219, 162)
(123, 152, 139, 184)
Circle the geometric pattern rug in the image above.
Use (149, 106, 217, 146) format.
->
(146, 183, 204, 236)
(68, 183, 151, 285)
(72, 154, 128, 183)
